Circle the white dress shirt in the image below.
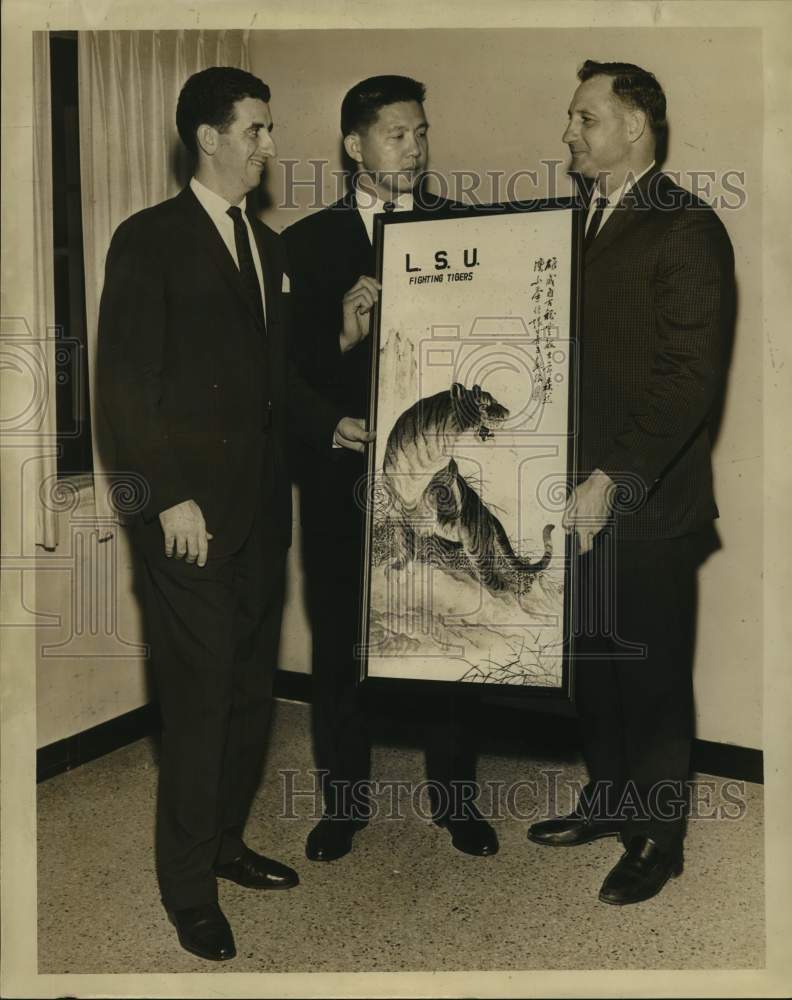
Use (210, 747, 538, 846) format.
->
(356, 190, 414, 244)
(190, 176, 267, 322)
(585, 160, 656, 236)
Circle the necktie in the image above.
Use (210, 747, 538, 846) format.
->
(584, 196, 608, 252)
(226, 205, 266, 333)
(382, 201, 396, 213)
(226, 205, 271, 427)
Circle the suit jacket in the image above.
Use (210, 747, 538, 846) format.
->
(579, 169, 735, 540)
(282, 186, 460, 535)
(97, 186, 344, 557)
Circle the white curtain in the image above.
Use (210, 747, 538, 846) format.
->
(32, 32, 59, 549)
(78, 30, 251, 530)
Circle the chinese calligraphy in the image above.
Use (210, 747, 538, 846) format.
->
(529, 256, 559, 405)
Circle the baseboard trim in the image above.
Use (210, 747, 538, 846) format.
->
(37, 703, 160, 782)
(37, 672, 763, 785)
(690, 739, 763, 784)
(273, 668, 312, 704)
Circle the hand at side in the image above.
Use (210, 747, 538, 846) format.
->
(562, 469, 614, 555)
(159, 500, 214, 567)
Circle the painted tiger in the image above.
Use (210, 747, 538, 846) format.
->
(381, 382, 554, 593)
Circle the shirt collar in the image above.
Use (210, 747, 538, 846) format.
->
(356, 189, 415, 214)
(355, 189, 415, 243)
(593, 160, 656, 208)
(190, 176, 247, 223)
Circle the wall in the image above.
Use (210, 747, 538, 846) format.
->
(36, 26, 763, 750)
(35, 489, 150, 748)
(251, 26, 764, 750)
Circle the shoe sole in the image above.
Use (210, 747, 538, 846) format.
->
(175, 934, 236, 962)
(305, 840, 355, 862)
(527, 828, 622, 847)
(305, 851, 351, 862)
(451, 843, 499, 857)
(214, 873, 299, 889)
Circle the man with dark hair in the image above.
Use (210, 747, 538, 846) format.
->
(98, 66, 370, 961)
(175, 66, 272, 155)
(576, 59, 667, 141)
(339, 73, 426, 137)
(527, 61, 735, 905)
(283, 75, 498, 864)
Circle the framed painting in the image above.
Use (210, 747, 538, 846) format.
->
(360, 200, 581, 696)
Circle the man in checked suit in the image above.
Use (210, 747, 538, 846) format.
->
(283, 75, 498, 863)
(528, 61, 735, 905)
(97, 67, 370, 961)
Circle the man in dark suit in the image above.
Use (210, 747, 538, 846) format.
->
(528, 61, 735, 905)
(97, 67, 371, 961)
(283, 75, 498, 863)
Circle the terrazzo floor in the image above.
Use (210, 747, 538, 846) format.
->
(37, 699, 765, 973)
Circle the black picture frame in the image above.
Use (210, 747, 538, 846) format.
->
(358, 198, 584, 701)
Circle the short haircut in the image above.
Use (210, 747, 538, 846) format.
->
(340, 75, 426, 137)
(578, 60, 667, 139)
(176, 66, 271, 156)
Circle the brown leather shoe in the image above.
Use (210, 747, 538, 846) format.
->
(168, 902, 236, 961)
(214, 846, 299, 889)
(598, 836, 683, 905)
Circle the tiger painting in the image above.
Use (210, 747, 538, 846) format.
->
(380, 382, 554, 594)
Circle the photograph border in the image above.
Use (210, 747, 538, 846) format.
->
(2, 3, 791, 998)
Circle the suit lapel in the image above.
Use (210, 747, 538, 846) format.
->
(585, 168, 661, 266)
(336, 185, 451, 270)
(414, 186, 452, 215)
(337, 191, 375, 270)
(173, 187, 264, 331)
(248, 216, 278, 330)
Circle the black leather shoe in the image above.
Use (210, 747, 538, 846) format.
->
(305, 816, 366, 862)
(168, 902, 236, 961)
(527, 812, 623, 847)
(598, 836, 683, 905)
(435, 809, 499, 857)
(214, 846, 299, 889)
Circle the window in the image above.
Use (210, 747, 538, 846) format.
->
(50, 32, 93, 477)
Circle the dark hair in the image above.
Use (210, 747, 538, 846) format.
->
(577, 60, 667, 140)
(340, 75, 426, 137)
(176, 66, 270, 156)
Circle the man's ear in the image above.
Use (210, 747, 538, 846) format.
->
(626, 109, 647, 144)
(196, 123, 218, 156)
(343, 131, 364, 165)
